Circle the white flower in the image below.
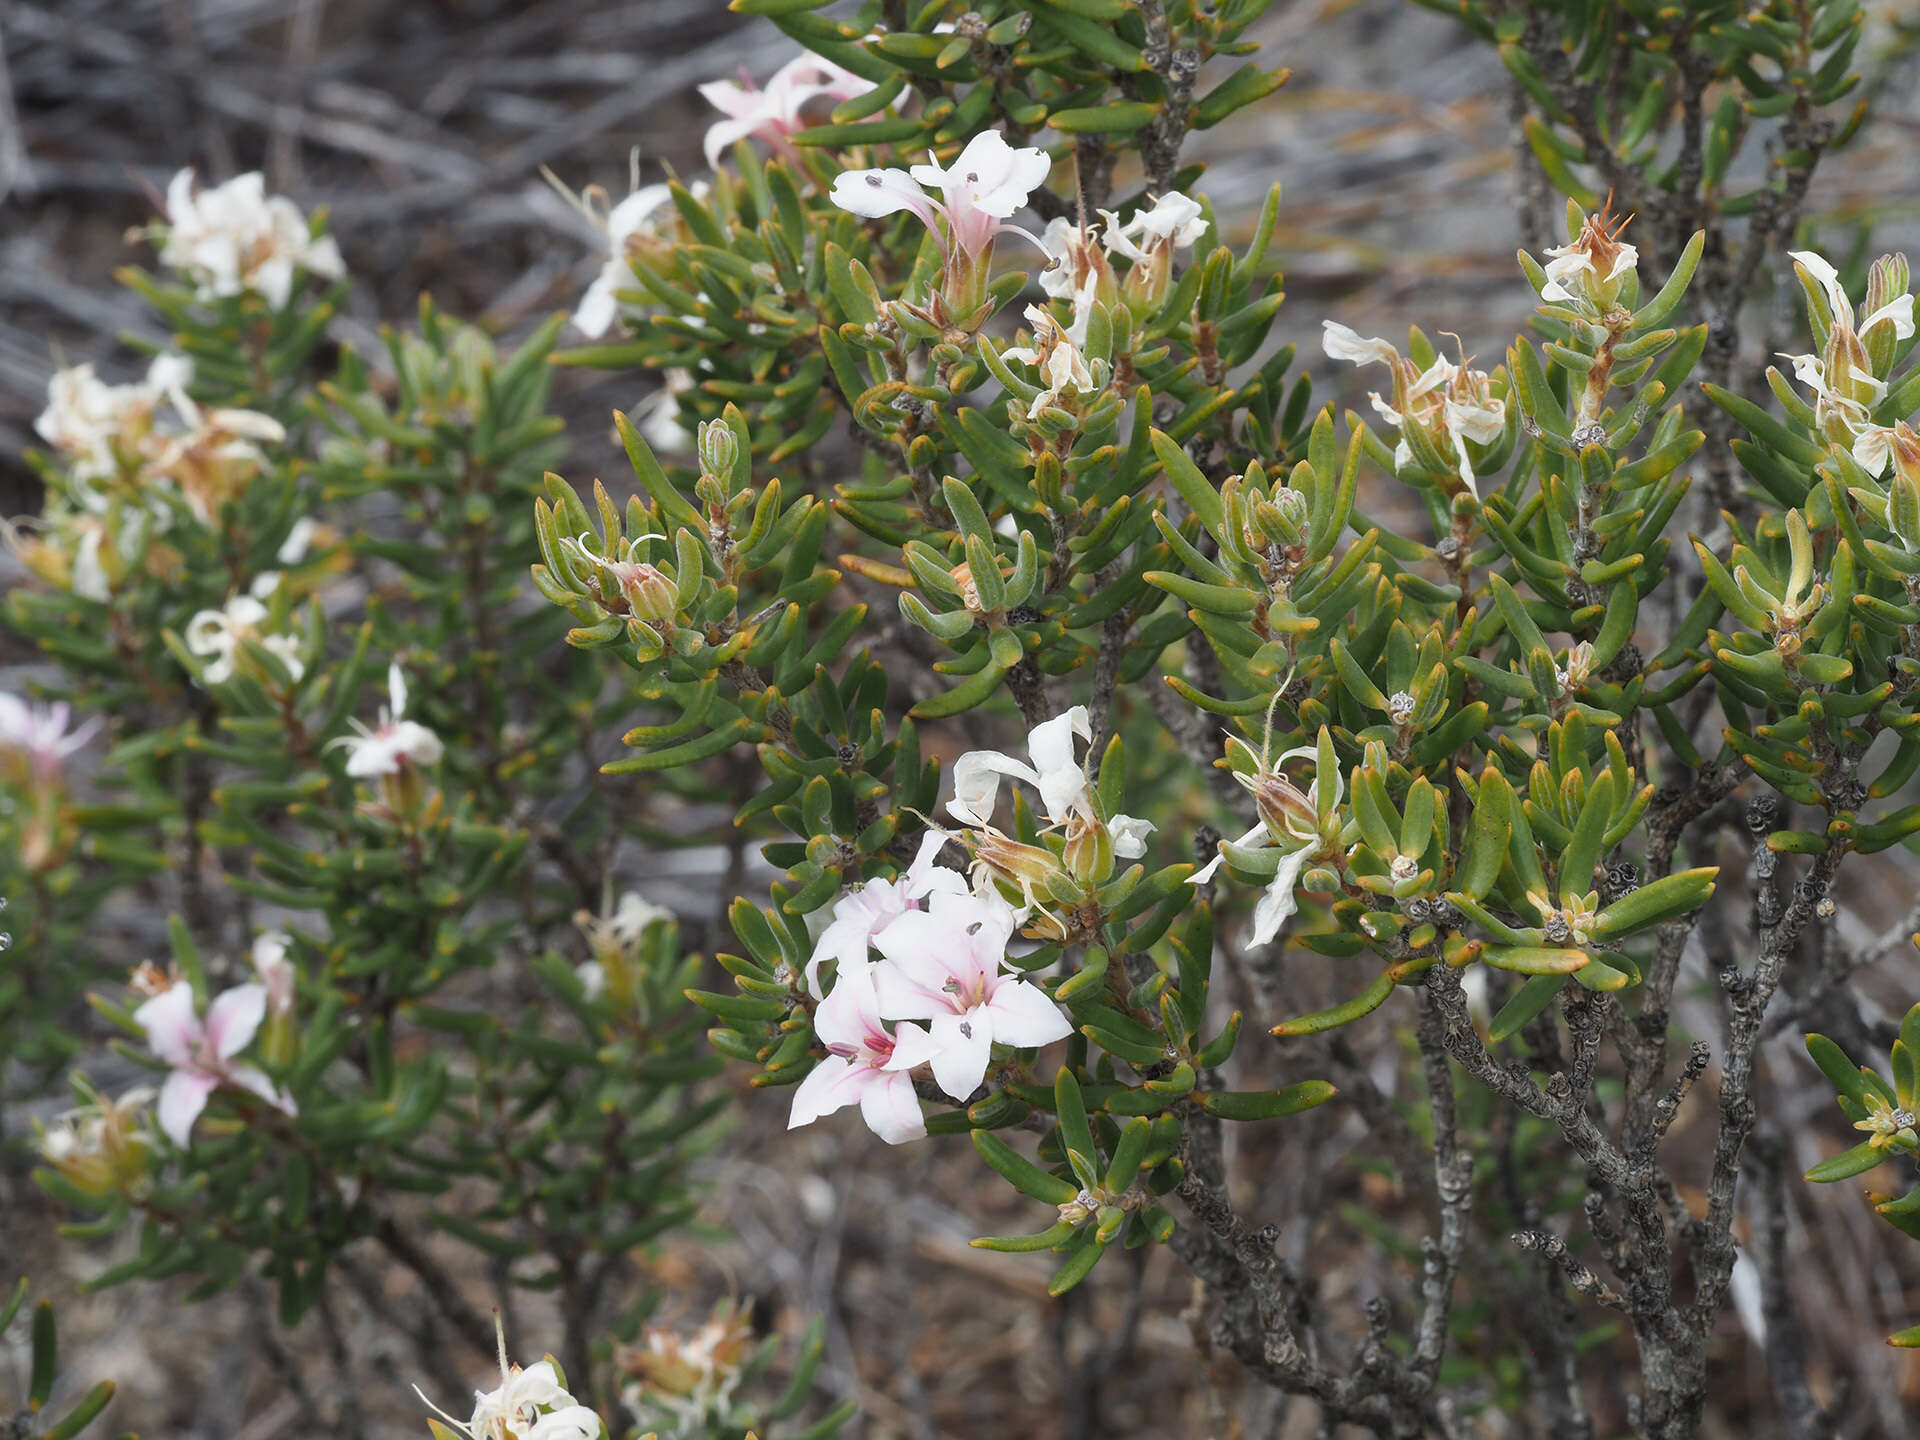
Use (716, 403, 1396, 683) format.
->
(788, 961, 940, 1143)
(871, 890, 1072, 1101)
(417, 1323, 603, 1440)
(831, 129, 1050, 261)
(1037, 217, 1114, 346)
(949, 706, 1147, 851)
(608, 891, 672, 945)
(1790, 249, 1915, 344)
(804, 829, 966, 997)
(160, 169, 345, 309)
(1539, 209, 1638, 307)
(1322, 321, 1503, 491)
(1100, 191, 1208, 265)
(1001, 305, 1095, 419)
(329, 663, 443, 777)
(701, 54, 875, 170)
(70, 523, 111, 602)
(34, 355, 195, 489)
(571, 183, 674, 337)
(184, 594, 305, 686)
(1190, 741, 1335, 949)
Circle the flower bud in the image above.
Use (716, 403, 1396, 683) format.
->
(1890, 426, 1920, 549)
(611, 558, 679, 623)
(1062, 812, 1115, 887)
(696, 418, 738, 481)
(1250, 771, 1317, 845)
(1866, 253, 1910, 326)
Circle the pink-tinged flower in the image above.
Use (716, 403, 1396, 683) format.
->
(701, 54, 875, 170)
(831, 130, 1051, 262)
(872, 891, 1072, 1101)
(251, 931, 296, 1017)
(160, 169, 345, 310)
(329, 663, 444, 777)
(788, 963, 940, 1144)
(0, 693, 101, 779)
(804, 828, 966, 997)
(571, 184, 674, 338)
(132, 979, 294, 1148)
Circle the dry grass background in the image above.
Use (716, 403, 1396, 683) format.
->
(7, 2, 1920, 1437)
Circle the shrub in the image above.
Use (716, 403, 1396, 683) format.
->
(5, 0, 1915, 1435)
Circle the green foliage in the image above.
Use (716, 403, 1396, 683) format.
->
(0, 1282, 127, 1440)
(1806, 1004, 1920, 1344)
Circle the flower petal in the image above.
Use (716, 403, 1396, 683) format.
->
(134, 982, 202, 1068)
(788, 1055, 861, 1128)
(1321, 321, 1398, 368)
(982, 978, 1072, 1048)
(157, 1068, 218, 1148)
(926, 1010, 992, 1101)
(858, 1070, 927, 1144)
(1249, 846, 1313, 947)
(204, 983, 267, 1060)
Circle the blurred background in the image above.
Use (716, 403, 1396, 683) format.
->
(6, 2, 1920, 1436)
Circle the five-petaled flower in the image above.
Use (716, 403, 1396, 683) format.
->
(160, 170, 345, 310)
(871, 889, 1073, 1101)
(788, 961, 941, 1143)
(331, 663, 444, 777)
(133, 979, 295, 1148)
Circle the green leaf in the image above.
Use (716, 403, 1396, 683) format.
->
(1804, 1141, 1887, 1183)
(1488, 973, 1563, 1042)
(1149, 428, 1225, 532)
(1049, 101, 1160, 134)
(1590, 867, 1717, 940)
(973, 1129, 1077, 1205)
(30, 1299, 56, 1407)
(1805, 1033, 1871, 1107)
(1195, 1082, 1337, 1120)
